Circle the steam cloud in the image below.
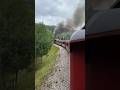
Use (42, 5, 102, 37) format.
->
(64, 2, 85, 30)
(73, 4, 85, 28)
(55, 1, 85, 35)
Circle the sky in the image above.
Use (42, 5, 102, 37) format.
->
(35, 0, 85, 26)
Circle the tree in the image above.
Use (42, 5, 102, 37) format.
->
(0, 0, 34, 89)
(35, 23, 53, 58)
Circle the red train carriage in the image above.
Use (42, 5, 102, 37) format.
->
(70, 1, 120, 90)
(70, 30, 85, 90)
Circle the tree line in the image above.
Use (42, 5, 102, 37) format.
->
(35, 23, 54, 58)
(0, 0, 34, 90)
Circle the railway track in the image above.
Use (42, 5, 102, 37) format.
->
(54, 39, 70, 52)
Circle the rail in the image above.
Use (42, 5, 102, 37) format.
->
(54, 39, 70, 52)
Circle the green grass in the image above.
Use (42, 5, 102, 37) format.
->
(35, 45, 59, 90)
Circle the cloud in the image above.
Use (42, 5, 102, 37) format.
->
(35, 16, 65, 25)
(35, 0, 84, 25)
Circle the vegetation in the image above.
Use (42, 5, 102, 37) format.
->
(35, 23, 53, 58)
(0, 0, 34, 90)
(35, 23, 59, 90)
(35, 45, 59, 90)
(46, 25, 56, 33)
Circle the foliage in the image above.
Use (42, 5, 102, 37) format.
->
(0, 0, 34, 90)
(35, 45, 59, 90)
(46, 25, 55, 33)
(35, 23, 53, 58)
(35, 23, 55, 90)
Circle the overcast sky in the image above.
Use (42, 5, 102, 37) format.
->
(35, 0, 84, 26)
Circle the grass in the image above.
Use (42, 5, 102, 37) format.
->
(35, 45, 59, 90)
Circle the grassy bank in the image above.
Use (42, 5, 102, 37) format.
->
(35, 45, 59, 90)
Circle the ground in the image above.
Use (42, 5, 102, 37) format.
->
(40, 45, 70, 90)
